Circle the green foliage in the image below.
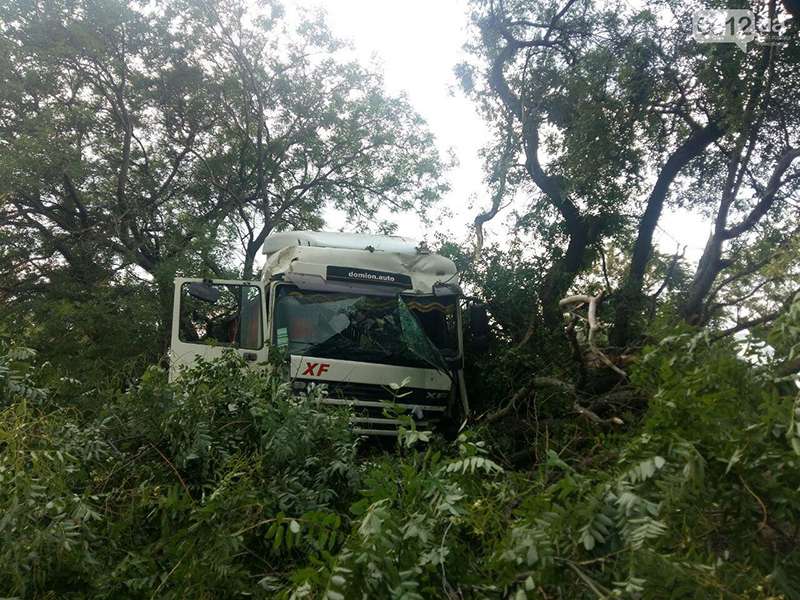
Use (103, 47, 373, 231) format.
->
(0, 344, 45, 402)
(1, 278, 163, 388)
(3, 334, 799, 598)
(0, 350, 360, 598)
(323, 431, 507, 599)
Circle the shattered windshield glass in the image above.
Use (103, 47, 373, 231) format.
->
(273, 287, 457, 370)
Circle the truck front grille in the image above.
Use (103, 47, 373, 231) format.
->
(293, 379, 450, 436)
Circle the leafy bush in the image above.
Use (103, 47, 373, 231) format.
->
(1, 350, 360, 598)
(2, 339, 799, 598)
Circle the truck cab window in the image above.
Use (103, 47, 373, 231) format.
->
(179, 283, 263, 350)
(404, 297, 458, 359)
(273, 286, 457, 368)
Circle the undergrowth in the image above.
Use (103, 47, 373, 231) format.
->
(1, 340, 799, 599)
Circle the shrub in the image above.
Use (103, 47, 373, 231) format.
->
(2, 338, 799, 598)
(1, 350, 360, 598)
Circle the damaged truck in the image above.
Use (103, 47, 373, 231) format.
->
(169, 231, 488, 435)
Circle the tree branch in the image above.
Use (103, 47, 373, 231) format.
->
(724, 147, 800, 239)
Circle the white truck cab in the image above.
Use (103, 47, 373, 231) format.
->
(170, 231, 477, 435)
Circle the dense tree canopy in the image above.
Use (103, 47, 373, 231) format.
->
(0, 0, 446, 356)
(460, 0, 800, 351)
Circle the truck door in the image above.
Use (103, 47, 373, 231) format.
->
(169, 278, 268, 379)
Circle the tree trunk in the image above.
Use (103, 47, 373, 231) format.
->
(681, 234, 724, 324)
(611, 122, 722, 347)
(539, 217, 591, 328)
(242, 245, 257, 280)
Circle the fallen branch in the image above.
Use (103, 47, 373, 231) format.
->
(483, 377, 575, 423)
(560, 293, 627, 378)
(483, 377, 624, 427)
(593, 387, 643, 408)
(573, 402, 624, 426)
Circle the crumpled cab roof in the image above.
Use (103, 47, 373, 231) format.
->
(261, 231, 458, 295)
(262, 230, 421, 255)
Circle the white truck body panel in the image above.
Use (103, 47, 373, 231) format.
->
(288, 355, 451, 390)
(262, 230, 421, 256)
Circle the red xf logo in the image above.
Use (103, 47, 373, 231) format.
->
(302, 362, 330, 377)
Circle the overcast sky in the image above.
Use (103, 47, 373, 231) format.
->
(284, 0, 711, 262)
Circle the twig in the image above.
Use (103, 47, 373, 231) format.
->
(712, 288, 799, 341)
(440, 520, 455, 597)
(231, 518, 279, 537)
(649, 244, 684, 318)
(148, 442, 193, 501)
(598, 245, 612, 290)
(563, 560, 610, 598)
(738, 474, 768, 531)
(151, 553, 186, 600)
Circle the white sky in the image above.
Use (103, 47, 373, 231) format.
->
(284, 0, 711, 262)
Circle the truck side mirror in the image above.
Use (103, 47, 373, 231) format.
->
(468, 304, 490, 353)
(186, 281, 221, 304)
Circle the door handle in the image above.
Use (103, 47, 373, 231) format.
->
(242, 352, 257, 362)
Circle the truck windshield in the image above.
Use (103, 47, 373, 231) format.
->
(273, 287, 457, 370)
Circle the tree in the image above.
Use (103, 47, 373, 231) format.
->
(0, 0, 447, 349)
(462, 0, 800, 350)
(678, 31, 800, 327)
(461, 0, 697, 339)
